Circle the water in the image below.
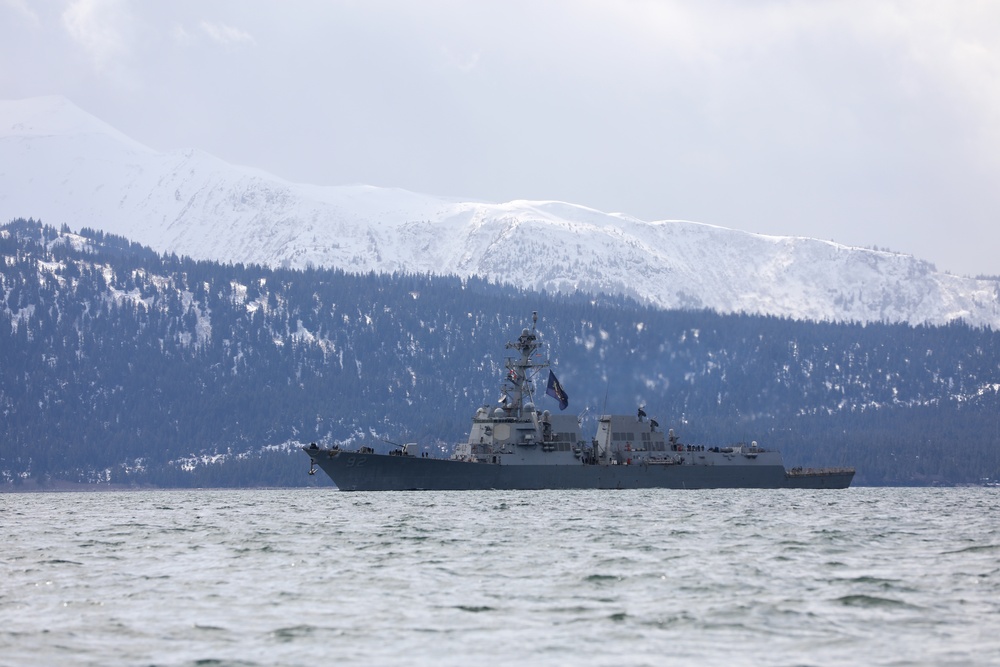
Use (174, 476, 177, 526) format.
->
(2, 488, 998, 667)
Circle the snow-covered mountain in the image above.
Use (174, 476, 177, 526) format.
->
(2, 95, 998, 327)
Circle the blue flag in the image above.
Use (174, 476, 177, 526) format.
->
(546, 370, 569, 410)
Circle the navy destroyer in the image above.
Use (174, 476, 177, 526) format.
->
(304, 312, 854, 490)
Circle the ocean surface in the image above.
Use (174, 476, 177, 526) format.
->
(2, 487, 998, 667)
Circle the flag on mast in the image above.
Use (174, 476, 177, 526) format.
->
(546, 370, 569, 410)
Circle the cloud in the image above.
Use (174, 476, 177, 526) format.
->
(61, 0, 132, 71)
(170, 23, 193, 45)
(2, 0, 39, 24)
(199, 21, 255, 47)
(439, 45, 481, 73)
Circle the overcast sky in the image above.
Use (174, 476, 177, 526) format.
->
(2, 1, 999, 276)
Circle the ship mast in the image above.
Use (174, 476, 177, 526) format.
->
(501, 311, 548, 418)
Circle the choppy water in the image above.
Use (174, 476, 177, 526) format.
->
(2, 488, 999, 667)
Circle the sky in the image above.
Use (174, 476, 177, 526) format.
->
(2, 0, 999, 277)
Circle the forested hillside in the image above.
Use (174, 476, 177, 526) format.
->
(2, 219, 998, 488)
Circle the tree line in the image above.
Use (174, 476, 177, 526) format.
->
(2, 219, 998, 488)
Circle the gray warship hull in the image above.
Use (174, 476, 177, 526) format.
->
(306, 449, 855, 491)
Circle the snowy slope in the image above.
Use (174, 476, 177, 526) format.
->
(2, 96, 998, 327)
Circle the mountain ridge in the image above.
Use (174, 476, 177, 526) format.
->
(2, 95, 998, 327)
